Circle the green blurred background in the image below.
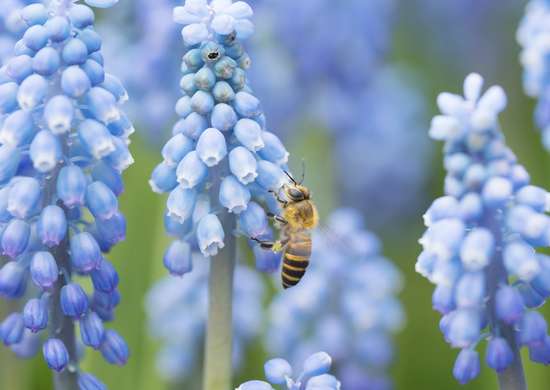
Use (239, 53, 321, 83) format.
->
(2, 1, 550, 389)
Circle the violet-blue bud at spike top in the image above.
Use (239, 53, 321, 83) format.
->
(0, 0, 132, 381)
(417, 73, 550, 384)
(266, 208, 403, 389)
(150, 0, 292, 273)
(237, 352, 341, 390)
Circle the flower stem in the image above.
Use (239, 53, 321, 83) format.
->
(44, 169, 78, 390)
(202, 213, 236, 390)
(486, 212, 527, 390)
(49, 222, 79, 390)
(496, 326, 526, 390)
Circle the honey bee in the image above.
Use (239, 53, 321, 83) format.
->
(252, 170, 319, 289)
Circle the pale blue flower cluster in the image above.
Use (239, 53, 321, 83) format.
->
(237, 351, 341, 390)
(248, 0, 430, 225)
(150, 0, 290, 272)
(518, 0, 550, 149)
(418, 73, 550, 384)
(249, 0, 395, 131)
(146, 260, 264, 382)
(0, 0, 131, 386)
(266, 209, 404, 390)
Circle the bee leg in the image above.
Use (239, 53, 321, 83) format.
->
(267, 212, 288, 225)
(268, 189, 288, 207)
(250, 237, 275, 249)
(250, 237, 286, 252)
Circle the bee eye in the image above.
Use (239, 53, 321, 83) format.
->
(288, 188, 304, 200)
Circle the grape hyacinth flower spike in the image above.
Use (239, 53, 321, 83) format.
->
(237, 351, 341, 390)
(0, 0, 133, 388)
(517, 0, 550, 150)
(149, 0, 289, 389)
(418, 73, 550, 388)
(267, 208, 404, 390)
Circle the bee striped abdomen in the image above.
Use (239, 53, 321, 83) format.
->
(281, 232, 312, 289)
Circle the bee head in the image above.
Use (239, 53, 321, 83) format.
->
(284, 183, 310, 202)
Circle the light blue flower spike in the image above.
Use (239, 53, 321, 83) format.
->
(152, 0, 290, 265)
(0, 2, 133, 381)
(419, 73, 550, 385)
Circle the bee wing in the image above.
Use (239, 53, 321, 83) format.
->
(313, 223, 382, 259)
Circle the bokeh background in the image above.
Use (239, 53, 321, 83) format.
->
(2, 0, 550, 389)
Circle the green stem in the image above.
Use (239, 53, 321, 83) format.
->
(202, 214, 236, 390)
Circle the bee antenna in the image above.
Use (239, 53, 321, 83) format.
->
(283, 170, 297, 185)
(299, 159, 306, 185)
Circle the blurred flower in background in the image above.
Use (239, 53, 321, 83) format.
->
(248, 0, 431, 226)
(266, 209, 404, 390)
(238, 351, 341, 390)
(146, 259, 264, 383)
(517, 0, 550, 149)
(248, 0, 395, 133)
(418, 73, 550, 384)
(98, 0, 181, 141)
(0, 0, 132, 385)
